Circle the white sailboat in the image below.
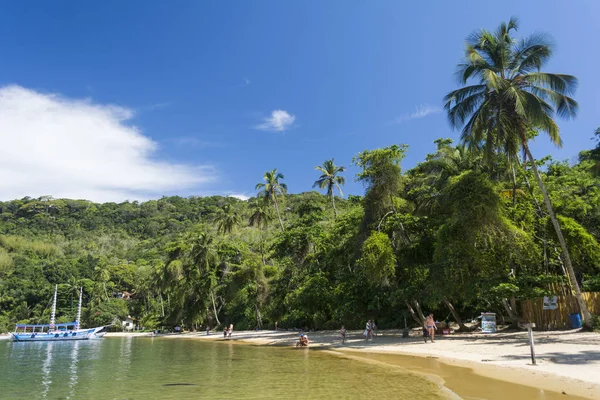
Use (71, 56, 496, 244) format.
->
(10, 285, 106, 342)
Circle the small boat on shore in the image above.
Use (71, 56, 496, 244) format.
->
(10, 285, 105, 342)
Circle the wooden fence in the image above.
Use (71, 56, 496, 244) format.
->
(521, 292, 600, 330)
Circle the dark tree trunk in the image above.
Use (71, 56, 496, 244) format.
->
(502, 298, 520, 328)
(443, 299, 469, 331)
(412, 300, 426, 322)
(405, 300, 426, 329)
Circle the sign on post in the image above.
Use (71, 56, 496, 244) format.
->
(523, 323, 537, 365)
(543, 296, 558, 310)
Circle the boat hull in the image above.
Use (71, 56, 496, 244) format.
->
(11, 327, 105, 342)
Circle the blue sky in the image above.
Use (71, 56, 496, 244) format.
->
(0, 1, 598, 202)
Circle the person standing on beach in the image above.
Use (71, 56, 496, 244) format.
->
(364, 320, 372, 342)
(228, 324, 233, 339)
(425, 314, 436, 343)
(340, 326, 346, 344)
(223, 327, 228, 339)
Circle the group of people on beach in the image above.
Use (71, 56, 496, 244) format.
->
(363, 319, 377, 341)
(223, 324, 234, 339)
(337, 314, 436, 344)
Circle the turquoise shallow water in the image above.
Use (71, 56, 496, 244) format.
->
(0, 337, 450, 399)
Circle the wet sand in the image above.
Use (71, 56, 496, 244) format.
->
(115, 328, 600, 399)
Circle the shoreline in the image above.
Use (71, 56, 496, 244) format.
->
(106, 328, 600, 399)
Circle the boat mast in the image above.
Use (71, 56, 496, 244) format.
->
(50, 284, 57, 329)
(76, 287, 83, 330)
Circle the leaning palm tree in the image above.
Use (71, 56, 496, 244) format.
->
(255, 169, 287, 230)
(444, 17, 592, 327)
(313, 159, 346, 217)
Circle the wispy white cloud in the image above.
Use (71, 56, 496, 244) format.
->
(0, 85, 215, 202)
(228, 193, 250, 201)
(255, 109, 296, 132)
(393, 104, 441, 124)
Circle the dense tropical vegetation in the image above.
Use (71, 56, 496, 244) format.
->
(1, 19, 599, 333)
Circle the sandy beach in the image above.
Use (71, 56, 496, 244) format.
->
(109, 328, 600, 399)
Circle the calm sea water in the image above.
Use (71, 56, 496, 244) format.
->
(0, 338, 451, 399)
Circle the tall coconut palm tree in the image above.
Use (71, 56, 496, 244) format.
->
(214, 204, 241, 235)
(313, 159, 346, 217)
(189, 232, 221, 325)
(94, 265, 111, 301)
(249, 204, 273, 231)
(591, 128, 600, 176)
(249, 204, 274, 265)
(444, 18, 592, 327)
(255, 169, 287, 230)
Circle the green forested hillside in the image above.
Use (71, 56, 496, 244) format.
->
(1, 136, 598, 332)
(1, 19, 599, 332)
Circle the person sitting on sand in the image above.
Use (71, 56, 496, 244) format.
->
(425, 313, 436, 343)
(340, 326, 346, 344)
(301, 334, 309, 346)
(296, 334, 309, 347)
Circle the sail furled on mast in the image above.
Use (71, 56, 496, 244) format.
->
(76, 287, 83, 330)
(50, 284, 57, 329)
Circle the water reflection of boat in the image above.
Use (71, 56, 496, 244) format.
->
(10, 285, 106, 342)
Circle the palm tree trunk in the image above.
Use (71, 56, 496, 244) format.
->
(511, 165, 518, 207)
(210, 290, 221, 326)
(160, 294, 165, 317)
(330, 193, 337, 218)
(259, 231, 266, 266)
(272, 195, 285, 231)
(255, 304, 263, 329)
(523, 144, 593, 328)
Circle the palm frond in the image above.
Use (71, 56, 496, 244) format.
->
(510, 33, 553, 74)
(444, 89, 487, 129)
(523, 72, 578, 96)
